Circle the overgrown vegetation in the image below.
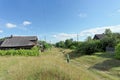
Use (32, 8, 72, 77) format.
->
(38, 40, 52, 50)
(76, 40, 101, 55)
(0, 48, 119, 80)
(0, 46, 39, 56)
(55, 29, 120, 57)
(115, 43, 120, 59)
(55, 39, 80, 49)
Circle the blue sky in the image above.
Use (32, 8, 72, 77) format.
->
(1, 0, 120, 43)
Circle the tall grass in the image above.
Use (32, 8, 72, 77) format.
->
(0, 48, 119, 80)
(0, 48, 100, 80)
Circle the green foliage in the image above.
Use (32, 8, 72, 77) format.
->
(0, 46, 40, 56)
(100, 36, 116, 51)
(112, 33, 120, 44)
(77, 40, 101, 55)
(65, 39, 73, 48)
(56, 41, 65, 48)
(115, 43, 120, 59)
(55, 39, 80, 50)
(38, 41, 52, 50)
(70, 45, 76, 49)
(105, 29, 112, 37)
(86, 36, 92, 42)
(55, 29, 120, 55)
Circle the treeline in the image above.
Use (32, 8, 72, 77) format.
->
(55, 39, 81, 49)
(55, 29, 120, 59)
(55, 38, 80, 49)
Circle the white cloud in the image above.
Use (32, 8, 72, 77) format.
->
(6, 23, 16, 28)
(53, 25, 120, 42)
(79, 25, 120, 37)
(53, 33, 77, 41)
(0, 30, 3, 33)
(23, 21, 31, 26)
(78, 13, 87, 18)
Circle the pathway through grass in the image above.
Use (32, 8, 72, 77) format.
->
(0, 48, 119, 80)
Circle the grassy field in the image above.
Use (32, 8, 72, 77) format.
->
(0, 48, 119, 80)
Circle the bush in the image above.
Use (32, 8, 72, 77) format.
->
(70, 45, 76, 49)
(100, 36, 116, 51)
(38, 41, 52, 50)
(77, 40, 102, 55)
(115, 43, 120, 59)
(0, 46, 40, 56)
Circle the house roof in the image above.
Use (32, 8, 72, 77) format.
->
(11, 36, 38, 41)
(0, 36, 37, 47)
(93, 34, 105, 40)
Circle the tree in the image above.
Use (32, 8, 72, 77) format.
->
(112, 33, 120, 44)
(105, 29, 112, 37)
(56, 41, 65, 48)
(86, 36, 92, 42)
(65, 39, 73, 48)
(38, 40, 52, 50)
(77, 40, 101, 55)
(115, 43, 120, 59)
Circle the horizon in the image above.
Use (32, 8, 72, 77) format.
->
(1, 0, 120, 43)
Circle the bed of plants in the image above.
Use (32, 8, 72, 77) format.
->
(0, 46, 40, 56)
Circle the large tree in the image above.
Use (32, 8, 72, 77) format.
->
(105, 28, 112, 37)
(65, 39, 73, 48)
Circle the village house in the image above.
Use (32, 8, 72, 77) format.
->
(93, 34, 105, 40)
(93, 33, 115, 53)
(0, 35, 38, 49)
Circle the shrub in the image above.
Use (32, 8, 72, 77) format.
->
(77, 40, 102, 55)
(115, 43, 120, 59)
(100, 36, 116, 51)
(70, 45, 76, 49)
(0, 46, 40, 56)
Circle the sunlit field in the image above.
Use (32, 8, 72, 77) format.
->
(0, 48, 119, 80)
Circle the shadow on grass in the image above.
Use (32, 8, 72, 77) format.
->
(89, 59, 120, 71)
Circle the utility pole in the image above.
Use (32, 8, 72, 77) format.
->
(44, 36, 46, 42)
(77, 34, 79, 42)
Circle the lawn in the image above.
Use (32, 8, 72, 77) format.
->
(0, 48, 119, 80)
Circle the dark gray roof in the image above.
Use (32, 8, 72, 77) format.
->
(11, 36, 38, 41)
(0, 36, 37, 47)
(93, 34, 105, 39)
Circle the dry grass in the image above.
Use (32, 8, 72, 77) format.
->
(0, 48, 99, 80)
(0, 48, 119, 80)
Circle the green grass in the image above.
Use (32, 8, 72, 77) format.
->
(69, 52, 120, 80)
(0, 48, 119, 80)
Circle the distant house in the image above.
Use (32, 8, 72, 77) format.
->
(93, 34, 105, 40)
(0, 36, 38, 49)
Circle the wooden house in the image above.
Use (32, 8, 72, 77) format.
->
(93, 34, 105, 40)
(0, 36, 38, 49)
